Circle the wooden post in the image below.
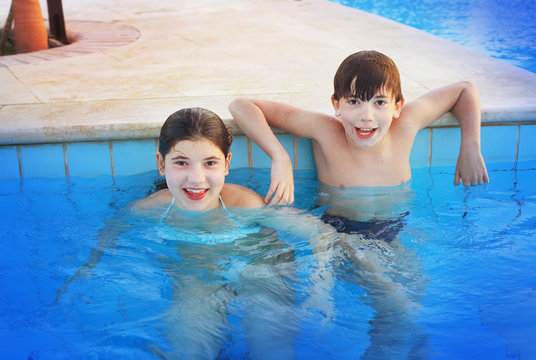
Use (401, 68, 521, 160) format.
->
(1, 3, 14, 55)
(47, 0, 67, 43)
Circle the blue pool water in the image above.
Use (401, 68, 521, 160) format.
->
(330, 0, 536, 73)
(1, 162, 535, 359)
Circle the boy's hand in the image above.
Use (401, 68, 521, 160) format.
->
(454, 144, 489, 186)
(265, 155, 294, 206)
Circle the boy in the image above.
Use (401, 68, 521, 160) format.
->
(229, 50, 489, 205)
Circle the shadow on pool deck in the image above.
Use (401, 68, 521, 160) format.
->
(1, 0, 536, 145)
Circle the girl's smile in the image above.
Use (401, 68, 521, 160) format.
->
(183, 188, 209, 200)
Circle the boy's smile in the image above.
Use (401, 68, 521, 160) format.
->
(355, 127, 377, 139)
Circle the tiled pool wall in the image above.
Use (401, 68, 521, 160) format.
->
(1, 123, 535, 179)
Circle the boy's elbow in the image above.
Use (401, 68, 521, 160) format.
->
(458, 80, 478, 93)
(229, 97, 251, 113)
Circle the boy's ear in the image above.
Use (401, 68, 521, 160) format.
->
(156, 152, 165, 176)
(331, 95, 341, 117)
(393, 98, 405, 119)
(225, 152, 232, 176)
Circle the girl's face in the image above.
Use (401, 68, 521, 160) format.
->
(157, 139, 231, 212)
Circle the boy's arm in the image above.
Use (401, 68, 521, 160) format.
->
(407, 81, 489, 185)
(229, 98, 320, 205)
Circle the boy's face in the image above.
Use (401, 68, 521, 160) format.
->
(332, 90, 403, 150)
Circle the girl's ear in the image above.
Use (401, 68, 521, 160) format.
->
(225, 152, 232, 176)
(156, 152, 165, 176)
(331, 95, 341, 118)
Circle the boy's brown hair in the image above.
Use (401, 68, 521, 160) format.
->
(333, 50, 403, 103)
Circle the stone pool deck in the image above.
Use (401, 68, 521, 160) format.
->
(1, 0, 536, 145)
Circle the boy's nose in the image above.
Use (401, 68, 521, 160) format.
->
(360, 104, 374, 121)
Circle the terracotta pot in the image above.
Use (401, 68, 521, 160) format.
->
(13, 0, 48, 53)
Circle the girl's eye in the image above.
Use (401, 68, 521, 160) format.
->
(348, 98, 359, 105)
(376, 100, 386, 106)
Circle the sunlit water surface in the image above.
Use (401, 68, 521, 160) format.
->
(330, 0, 536, 73)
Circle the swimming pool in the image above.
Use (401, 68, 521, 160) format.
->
(330, 0, 536, 73)
(1, 162, 535, 359)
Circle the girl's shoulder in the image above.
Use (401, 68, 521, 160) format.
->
(220, 183, 264, 208)
(131, 189, 173, 212)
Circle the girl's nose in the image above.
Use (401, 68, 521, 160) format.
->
(188, 165, 206, 183)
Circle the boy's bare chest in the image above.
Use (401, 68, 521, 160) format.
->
(314, 140, 411, 187)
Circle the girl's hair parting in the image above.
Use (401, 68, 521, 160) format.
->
(158, 107, 233, 158)
(333, 50, 403, 103)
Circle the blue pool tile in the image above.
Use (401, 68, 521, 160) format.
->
(251, 134, 294, 169)
(432, 126, 517, 167)
(230, 136, 248, 169)
(113, 140, 157, 176)
(480, 126, 517, 165)
(297, 137, 315, 169)
(431, 128, 460, 167)
(0, 146, 20, 179)
(20, 144, 66, 178)
(250, 142, 270, 168)
(410, 129, 430, 169)
(518, 125, 536, 163)
(279, 135, 295, 167)
(67, 142, 112, 178)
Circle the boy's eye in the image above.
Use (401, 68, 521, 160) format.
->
(376, 100, 386, 106)
(348, 98, 359, 105)
(206, 161, 216, 166)
(175, 161, 187, 166)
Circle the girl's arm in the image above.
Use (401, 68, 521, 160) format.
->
(251, 207, 337, 321)
(54, 193, 163, 301)
(55, 210, 129, 301)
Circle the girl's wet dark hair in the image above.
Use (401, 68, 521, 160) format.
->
(333, 50, 403, 103)
(158, 107, 233, 158)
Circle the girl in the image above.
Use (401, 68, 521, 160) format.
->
(57, 107, 336, 359)
(132, 107, 327, 358)
(135, 107, 264, 215)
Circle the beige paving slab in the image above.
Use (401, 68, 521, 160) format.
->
(0, 96, 237, 144)
(0, 0, 535, 146)
(0, 68, 40, 105)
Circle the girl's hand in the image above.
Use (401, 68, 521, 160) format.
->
(265, 154, 294, 206)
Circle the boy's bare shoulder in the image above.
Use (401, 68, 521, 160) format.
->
(391, 101, 423, 135)
(307, 111, 345, 139)
(221, 183, 264, 208)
